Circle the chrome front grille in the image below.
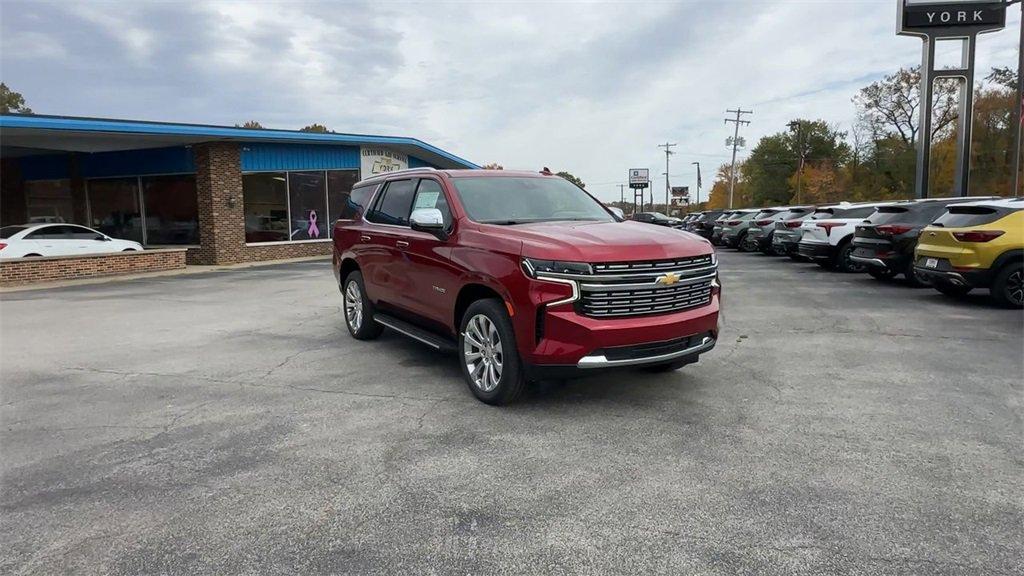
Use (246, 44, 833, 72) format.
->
(578, 256, 716, 318)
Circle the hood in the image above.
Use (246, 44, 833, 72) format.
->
(480, 220, 712, 262)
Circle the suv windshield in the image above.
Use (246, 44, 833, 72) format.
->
(451, 177, 614, 224)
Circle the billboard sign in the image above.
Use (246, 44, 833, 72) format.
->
(361, 147, 409, 177)
(628, 168, 650, 189)
(671, 186, 689, 198)
(898, 1, 1005, 36)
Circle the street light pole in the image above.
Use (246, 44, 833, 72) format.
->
(692, 161, 702, 210)
(657, 142, 676, 214)
(1012, 0, 1023, 194)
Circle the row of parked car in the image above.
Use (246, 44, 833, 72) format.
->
(675, 198, 1024, 308)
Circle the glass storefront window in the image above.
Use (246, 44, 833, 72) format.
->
(87, 178, 143, 242)
(243, 173, 289, 243)
(25, 179, 75, 224)
(142, 175, 199, 245)
(288, 171, 327, 241)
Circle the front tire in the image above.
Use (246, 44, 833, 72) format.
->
(868, 267, 898, 281)
(342, 271, 383, 340)
(459, 299, 526, 405)
(991, 263, 1024, 308)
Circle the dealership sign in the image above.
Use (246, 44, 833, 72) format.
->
(628, 168, 650, 189)
(671, 186, 689, 199)
(361, 147, 408, 177)
(899, 1, 1006, 34)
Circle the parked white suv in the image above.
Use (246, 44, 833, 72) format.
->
(796, 202, 894, 272)
(0, 224, 143, 259)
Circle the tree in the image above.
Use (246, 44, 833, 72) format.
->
(743, 119, 849, 206)
(853, 66, 957, 149)
(482, 163, 504, 170)
(986, 67, 1019, 91)
(705, 162, 751, 209)
(236, 120, 264, 129)
(299, 123, 331, 133)
(556, 171, 585, 188)
(1, 83, 32, 114)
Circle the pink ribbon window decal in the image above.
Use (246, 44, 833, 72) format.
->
(308, 210, 320, 238)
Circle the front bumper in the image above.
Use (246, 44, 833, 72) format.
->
(797, 240, 833, 260)
(525, 294, 720, 369)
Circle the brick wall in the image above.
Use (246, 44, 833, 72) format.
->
(0, 249, 187, 286)
(192, 142, 334, 265)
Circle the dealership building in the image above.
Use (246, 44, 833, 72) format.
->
(0, 115, 478, 265)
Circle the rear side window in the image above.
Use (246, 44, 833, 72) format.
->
(933, 206, 1010, 228)
(0, 226, 27, 239)
(340, 183, 377, 220)
(25, 226, 70, 239)
(367, 179, 416, 226)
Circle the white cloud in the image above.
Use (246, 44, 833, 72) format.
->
(1, 0, 1019, 201)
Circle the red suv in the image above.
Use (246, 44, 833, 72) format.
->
(332, 168, 720, 405)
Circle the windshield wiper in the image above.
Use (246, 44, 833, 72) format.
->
(481, 219, 530, 225)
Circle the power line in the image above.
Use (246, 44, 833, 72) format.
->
(725, 108, 753, 209)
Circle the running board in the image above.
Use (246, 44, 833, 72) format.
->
(374, 314, 457, 353)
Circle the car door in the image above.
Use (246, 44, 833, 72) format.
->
(360, 178, 417, 309)
(392, 177, 461, 328)
(67, 225, 114, 254)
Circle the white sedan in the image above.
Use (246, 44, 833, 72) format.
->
(0, 224, 143, 259)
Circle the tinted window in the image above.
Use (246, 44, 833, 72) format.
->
(933, 206, 1010, 228)
(451, 176, 613, 224)
(776, 209, 809, 221)
(836, 206, 878, 219)
(865, 206, 911, 225)
(734, 212, 757, 221)
(26, 225, 71, 239)
(0, 226, 28, 239)
(66, 226, 104, 240)
(411, 179, 452, 228)
(88, 178, 143, 242)
(368, 179, 416, 225)
(753, 210, 780, 219)
(142, 175, 199, 245)
(341, 183, 376, 220)
(289, 171, 328, 241)
(327, 170, 361, 224)
(242, 173, 289, 242)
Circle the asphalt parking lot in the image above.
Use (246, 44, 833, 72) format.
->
(1, 250, 1021, 575)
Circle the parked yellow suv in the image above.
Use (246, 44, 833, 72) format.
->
(914, 198, 1023, 308)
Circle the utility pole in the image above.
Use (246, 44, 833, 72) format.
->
(619, 183, 626, 206)
(692, 161, 702, 210)
(1013, 0, 1023, 194)
(788, 120, 806, 204)
(658, 142, 676, 214)
(725, 109, 752, 208)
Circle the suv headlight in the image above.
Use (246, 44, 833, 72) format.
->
(710, 251, 718, 267)
(522, 258, 592, 277)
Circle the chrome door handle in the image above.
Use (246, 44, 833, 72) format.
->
(360, 235, 371, 242)
(395, 240, 410, 249)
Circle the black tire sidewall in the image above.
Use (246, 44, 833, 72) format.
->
(458, 299, 525, 405)
(992, 263, 1024, 308)
(342, 271, 382, 340)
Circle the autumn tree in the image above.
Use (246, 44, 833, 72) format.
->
(1, 83, 32, 114)
(556, 171, 586, 188)
(853, 66, 958, 149)
(744, 120, 849, 206)
(299, 123, 331, 133)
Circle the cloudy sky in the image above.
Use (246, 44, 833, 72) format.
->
(1, 0, 1020, 202)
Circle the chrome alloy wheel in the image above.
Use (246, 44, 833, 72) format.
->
(344, 280, 363, 331)
(1008, 270, 1023, 307)
(463, 314, 503, 392)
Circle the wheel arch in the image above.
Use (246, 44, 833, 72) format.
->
(338, 257, 360, 285)
(991, 249, 1024, 273)
(454, 283, 505, 329)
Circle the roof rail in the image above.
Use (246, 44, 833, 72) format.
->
(358, 166, 437, 184)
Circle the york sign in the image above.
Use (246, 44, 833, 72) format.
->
(901, 2, 1006, 32)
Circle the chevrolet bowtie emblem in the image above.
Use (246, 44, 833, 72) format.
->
(656, 272, 681, 286)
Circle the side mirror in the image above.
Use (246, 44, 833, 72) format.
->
(410, 208, 447, 238)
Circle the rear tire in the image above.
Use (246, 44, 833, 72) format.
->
(868, 267, 898, 281)
(459, 299, 527, 406)
(904, 259, 930, 287)
(991, 262, 1024, 308)
(342, 271, 383, 340)
(736, 231, 750, 252)
(933, 280, 972, 299)
(836, 242, 865, 273)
